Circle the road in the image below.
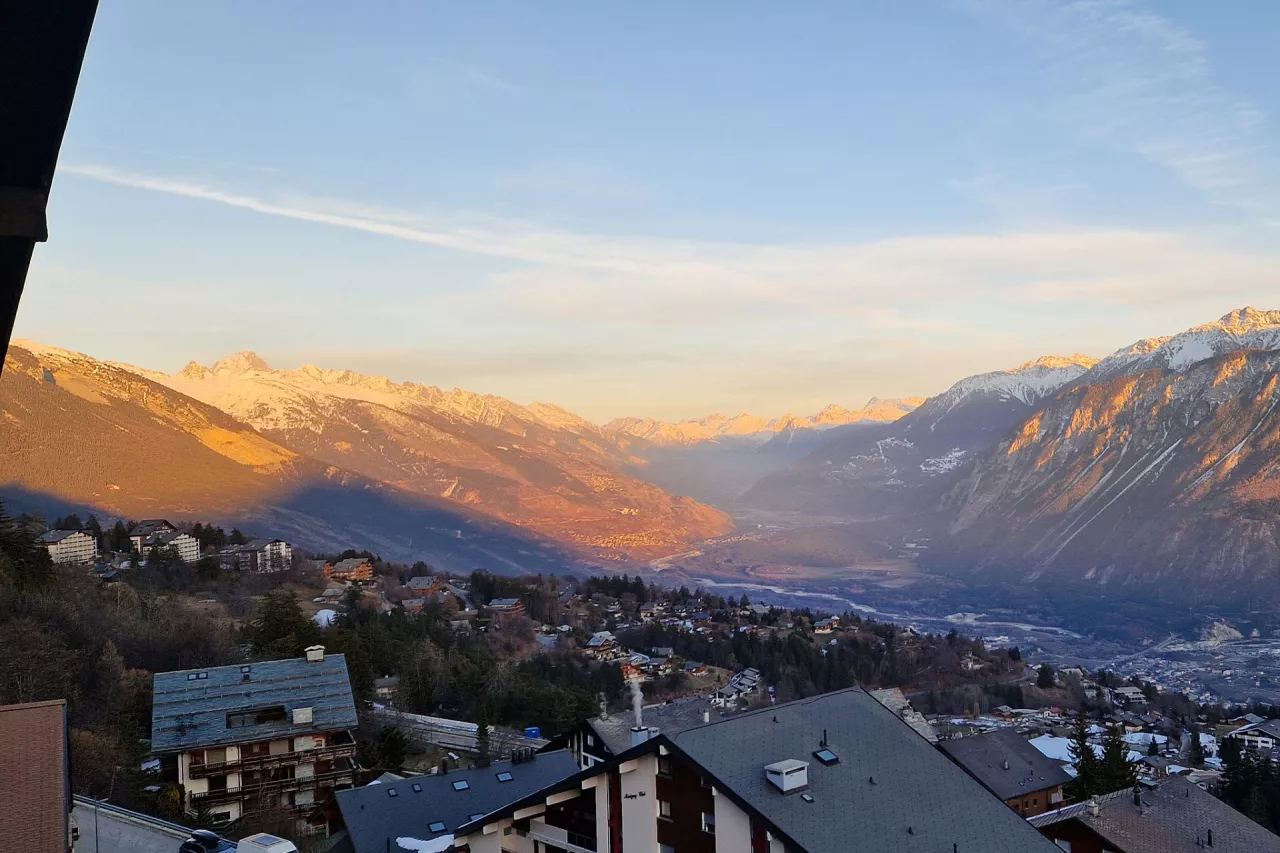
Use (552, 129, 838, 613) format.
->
(72, 798, 220, 853)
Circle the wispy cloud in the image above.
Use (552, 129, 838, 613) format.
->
(963, 0, 1279, 220)
(62, 163, 1280, 327)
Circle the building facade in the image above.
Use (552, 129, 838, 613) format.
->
(220, 539, 293, 573)
(145, 531, 200, 563)
(39, 529, 98, 564)
(150, 647, 359, 834)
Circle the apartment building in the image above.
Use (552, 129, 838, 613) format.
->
(145, 530, 201, 563)
(129, 519, 176, 552)
(150, 646, 359, 834)
(220, 539, 293, 573)
(39, 529, 98, 564)
(452, 688, 1060, 853)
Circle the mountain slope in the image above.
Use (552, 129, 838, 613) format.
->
(143, 351, 733, 558)
(0, 343, 581, 571)
(942, 348, 1280, 592)
(605, 397, 924, 447)
(1083, 307, 1280, 383)
(741, 355, 1097, 516)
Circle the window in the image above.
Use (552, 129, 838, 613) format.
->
(387, 788, 399, 798)
(452, 780, 470, 791)
(411, 784, 422, 793)
(801, 793, 815, 803)
(813, 748, 839, 766)
(496, 772, 513, 783)
(702, 812, 716, 834)
(226, 706, 287, 728)
(657, 756, 672, 776)
(700, 775, 711, 788)
(659, 800, 672, 820)
(469, 813, 485, 822)
(586, 734, 595, 747)
(428, 821, 447, 833)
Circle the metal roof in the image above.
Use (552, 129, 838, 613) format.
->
(38, 529, 81, 543)
(0, 700, 68, 853)
(150, 654, 357, 753)
(335, 751, 579, 853)
(1032, 777, 1280, 853)
(939, 728, 1073, 801)
(669, 688, 1060, 853)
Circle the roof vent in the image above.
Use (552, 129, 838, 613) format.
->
(764, 759, 809, 794)
(293, 707, 314, 725)
(304, 645, 325, 662)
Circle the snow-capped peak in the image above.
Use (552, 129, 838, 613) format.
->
(209, 351, 271, 375)
(936, 354, 1096, 407)
(1086, 306, 1280, 381)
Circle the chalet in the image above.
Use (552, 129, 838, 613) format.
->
(584, 631, 624, 662)
(372, 676, 400, 702)
(406, 575, 444, 596)
(940, 728, 1071, 817)
(401, 598, 425, 615)
(320, 586, 348, 605)
(1227, 717, 1280, 752)
(487, 597, 525, 615)
(38, 529, 97, 565)
(150, 646, 359, 833)
(682, 661, 708, 676)
(1112, 686, 1147, 707)
(128, 519, 176, 552)
(325, 558, 375, 585)
(473, 688, 1059, 853)
(813, 616, 839, 634)
(1030, 776, 1280, 853)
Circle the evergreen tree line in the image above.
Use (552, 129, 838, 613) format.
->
(1064, 715, 1138, 800)
(1219, 738, 1280, 833)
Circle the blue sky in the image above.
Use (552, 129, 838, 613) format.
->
(16, 0, 1280, 421)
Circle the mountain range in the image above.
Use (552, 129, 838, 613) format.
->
(3, 307, 1280, 599)
(743, 308, 1280, 598)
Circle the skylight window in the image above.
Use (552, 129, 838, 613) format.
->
(411, 783, 422, 793)
(452, 780, 470, 791)
(801, 793, 815, 803)
(496, 772, 513, 783)
(814, 748, 839, 766)
(469, 813, 485, 822)
(387, 788, 399, 798)
(428, 821, 447, 833)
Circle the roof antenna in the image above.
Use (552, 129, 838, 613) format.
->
(821, 728, 828, 747)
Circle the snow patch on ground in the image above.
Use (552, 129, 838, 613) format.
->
(920, 448, 967, 475)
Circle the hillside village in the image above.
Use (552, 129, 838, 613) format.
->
(9, 501, 1280, 852)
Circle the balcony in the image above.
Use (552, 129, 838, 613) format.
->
(189, 765, 358, 804)
(188, 742, 357, 778)
(517, 820, 598, 853)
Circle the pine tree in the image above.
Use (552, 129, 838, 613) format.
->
(1188, 724, 1206, 766)
(110, 520, 129, 552)
(1066, 715, 1100, 800)
(1099, 725, 1137, 793)
(475, 709, 492, 768)
(0, 500, 56, 590)
(1037, 663, 1056, 689)
(1148, 738, 1160, 757)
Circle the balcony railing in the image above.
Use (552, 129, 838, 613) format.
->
(519, 820, 598, 853)
(189, 766, 358, 803)
(188, 742, 357, 777)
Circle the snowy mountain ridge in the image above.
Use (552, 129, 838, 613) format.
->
(1086, 307, 1280, 382)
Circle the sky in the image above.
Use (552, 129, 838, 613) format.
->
(14, 0, 1280, 422)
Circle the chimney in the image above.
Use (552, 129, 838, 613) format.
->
(305, 645, 325, 663)
(1207, 828, 1213, 848)
(1087, 796, 1100, 818)
(764, 759, 809, 794)
(703, 710, 710, 724)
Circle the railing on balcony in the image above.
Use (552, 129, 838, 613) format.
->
(189, 766, 358, 803)
(518, 820, 598, 853)
(188, 742, 357, 777)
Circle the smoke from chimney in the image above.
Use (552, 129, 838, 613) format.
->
(630, 678, 644, 729)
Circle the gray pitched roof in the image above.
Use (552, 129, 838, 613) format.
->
(335, 751, 580, 853)
(939, 728, 1072, 801)
(669, 688, 1059, 853)
(38, 529, 81, 543)
(130, 520, 173, 537)
(589, 697, 714, 755)
(1030, 776, 1280, 853)
(150, 654, 357, 753)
